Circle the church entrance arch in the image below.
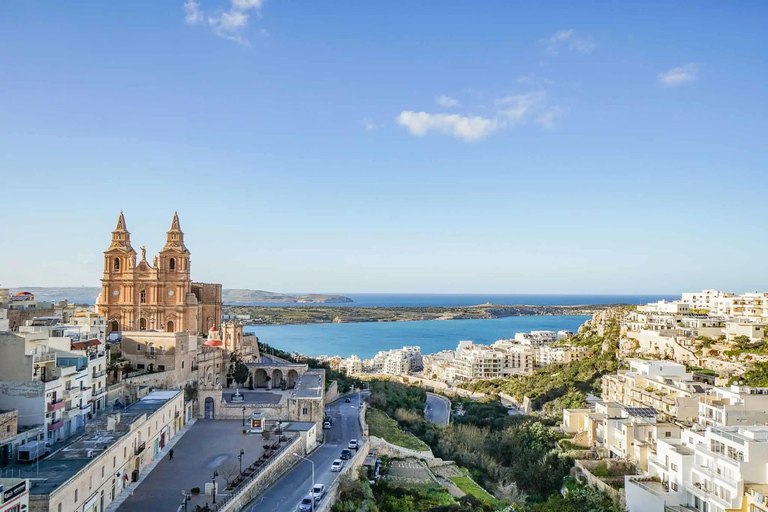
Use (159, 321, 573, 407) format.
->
(139, 318, 147, 331)
(204, 397, 215, 419)
(109, 319, 119, 333)
(287, 370, 299, 389)
(166, 320, 174, 332)
(254, 369, 269, 388)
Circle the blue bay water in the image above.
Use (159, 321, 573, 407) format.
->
(244, 315, 591, 359)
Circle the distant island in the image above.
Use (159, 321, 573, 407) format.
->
(223, 303, 620, 325)
(7, 287, 354, 305)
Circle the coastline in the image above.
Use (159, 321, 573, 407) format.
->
(225, 303, 614, 326)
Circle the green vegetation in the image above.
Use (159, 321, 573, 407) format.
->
(730, 361, 768, 386)
(461, 317, 621, 419)
(449, 476, 506, 508)
(225, 303, 616, 325)
(332, 476, 494, 512)
(521, 481, 623, 512)
(366, 408, 430, 451)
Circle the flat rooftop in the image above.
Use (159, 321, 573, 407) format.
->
(10, 390, 181, 497)
(290, 369, 325, 399)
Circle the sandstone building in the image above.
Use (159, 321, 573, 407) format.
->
(96, 212, 221, 335)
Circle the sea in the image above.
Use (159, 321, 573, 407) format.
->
(241, 293, 675, 359)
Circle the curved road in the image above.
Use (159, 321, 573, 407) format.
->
(424, 393, 450, 425)
(245, 394, 364, 512)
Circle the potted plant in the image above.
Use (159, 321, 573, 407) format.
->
(190, 487, 200, 495)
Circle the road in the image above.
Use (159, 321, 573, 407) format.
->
(246, 394, 364, 512)
(424, 393, 450, 425)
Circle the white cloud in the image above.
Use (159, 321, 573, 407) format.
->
(396, 111, 501, 141)
(396, 89, 565, 141)
(496, 91, 546, 123)
(658, 63, 699, 87)
(542, 29, 595, 55)
(435, 95, 460, 108)
(184, 0, 266, 45)
(184, 0, 204, 24)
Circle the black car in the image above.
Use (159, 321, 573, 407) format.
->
(340, 449, 352, 460)
(345, 398, 351, 403)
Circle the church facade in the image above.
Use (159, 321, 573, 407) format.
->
(96, 212, 222, 334)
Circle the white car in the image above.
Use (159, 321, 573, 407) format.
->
(312, 483, 326, 502)
(348, 439, 358, 450)
(331, 459, 344, 472)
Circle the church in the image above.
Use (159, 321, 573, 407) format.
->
(96, 212, 222, 334)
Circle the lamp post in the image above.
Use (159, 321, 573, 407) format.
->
(293, 453, 315, 512)
(242, 406, 246, 427)
(238, 448, 245, 475)
(211, 469, 219, 504)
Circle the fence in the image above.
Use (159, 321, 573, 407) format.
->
(211, 435, 303, 512)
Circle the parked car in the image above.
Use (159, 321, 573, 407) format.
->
(323, 415, 332, 424)
(348, 439, 358, 450)
(345, 398, 351, 403)
(298, 495, 314, 512)
(323, 421, 331, 429)
(331, 459, 344, 472)
(340, 449, 352, 460)
(312, 483, 326, 502)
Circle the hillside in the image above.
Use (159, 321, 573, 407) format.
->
(7, 287, 353, 304)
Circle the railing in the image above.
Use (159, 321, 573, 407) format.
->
(33, 352, 57, 363)
(47, 399, 65, 412)
(48, 420, 64, 431)
(135, 442, 146, 455)
(65, 388, 81, 398)
(92, 371, 107, 379)
(211, 435, 300, 511)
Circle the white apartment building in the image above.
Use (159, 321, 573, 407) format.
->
(680, 290, 731, 312)
(0, 316, 109, 443)
(627, 425, 768, 512)
(340, 355, 363, 376)
(372, 346, 423, 376)
(698, 385, 768, 428)
(514, 331, 557, 346)
(639, 300, 691, 315)
(724, 320, 767, 342)
(536, 345, 592, 367)
(601, 360, 704, 422)
(422, 351, 456, 381)
(0, 310, 8, 332)
(450, 341, 535, 381)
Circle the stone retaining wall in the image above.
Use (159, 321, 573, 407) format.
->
(369, 435, 434, 459)
(213, 435, 304, 512)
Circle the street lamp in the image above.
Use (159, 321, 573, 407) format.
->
(211, 469, 219, 504)
(238, 448, 245, 475)
(293, 453, 315, 512)
(242, 406, 246, 427)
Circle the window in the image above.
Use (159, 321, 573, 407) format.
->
(114, 258, 120, 271)
(137, 364, 145, 370)
(665, 431, 672, 438)
(102, 466, 105, 477)
(89, 476, 93, 490)
(671, 482, 678, 492)
(114, 455, 116, 468)
(149, 344, 155, 356)
(170, 258, 176, 270)
(302, 407, 308, 415)
(671, 463, 678, 471)
(158, 365, 165, 371)
(181, 361, 185, 369)
(137, 343, 142, 351)
(75, 489, 78, 503)
(140, 289, 146, 304)
(124, 447, 127, 458)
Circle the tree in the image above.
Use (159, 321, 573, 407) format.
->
(217, 458, 241, 488)
(234, 363, 249, 388)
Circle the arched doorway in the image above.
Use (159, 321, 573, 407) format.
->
(254, 369, 269, 388)
(166, 320, 174, 332)
(287, 370, 299, 389)
(272, 369, 284, 389)
(109, 319, 119, 333)
(139, 318, 147, 331)
(205, 397, 215, 419)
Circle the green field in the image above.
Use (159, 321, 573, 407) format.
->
(366, 408, 430, 451)
(449, 475, 505, 509)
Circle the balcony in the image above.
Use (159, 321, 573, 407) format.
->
(691, 464, 739, 487)
(65, 388, 81, 399)
(92, 370, 107, 379)
(135, 442, 146, 455)
(33, 352, 57, 363)
(47, 399, 65, 412)
(48, 420, 64, 431)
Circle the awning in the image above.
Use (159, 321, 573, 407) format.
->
(71, 342, 88, 350)
(86, 339, 102, 346)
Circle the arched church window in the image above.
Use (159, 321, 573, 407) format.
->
(139, 318, 147, 331)
(170, 258, 176, 270)
(148, 343, 155, 356)
(140, 290, 146, 304)
(114, 258, 120, 271)
(167, 320, 174, 332)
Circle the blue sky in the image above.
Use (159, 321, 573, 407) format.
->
(1, 1, 767, 294)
